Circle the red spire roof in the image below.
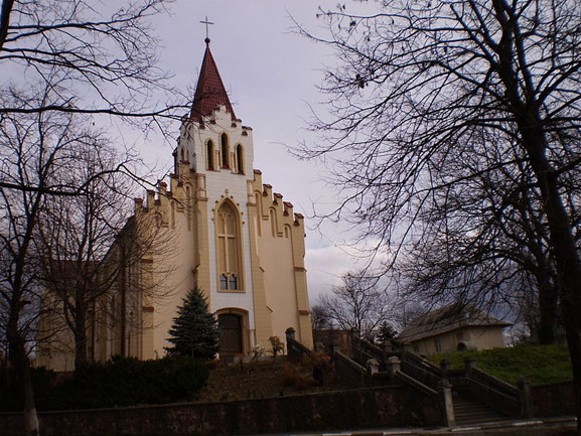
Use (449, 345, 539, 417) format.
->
(190, 40, 236, 122)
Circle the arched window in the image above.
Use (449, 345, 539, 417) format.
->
(236, 144, 244, 174)
(220, 274, 228, 290)
(216, 202, 242, 290)
(221, 133, 229, 169)
(207, 140, 215, 170)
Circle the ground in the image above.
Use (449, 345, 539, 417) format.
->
(195, 356, 352, 403)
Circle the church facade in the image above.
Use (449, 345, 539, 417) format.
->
(35, 40, 313, 370)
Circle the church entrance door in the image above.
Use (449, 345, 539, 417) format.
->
(218, 313, 243, 355)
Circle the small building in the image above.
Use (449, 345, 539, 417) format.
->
(397, 304, 511, 355)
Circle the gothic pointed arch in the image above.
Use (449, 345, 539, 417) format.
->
(215, 200, 243, 291)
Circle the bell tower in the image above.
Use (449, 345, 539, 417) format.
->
(173, 37, 271, 355)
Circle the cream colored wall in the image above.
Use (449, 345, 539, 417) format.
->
(34, 304, 75, 372)
(259, 220, 298, 347)
(464, 327, 507, 349)
(407, 326, 507, 355)
(252, 172, 313, 350)
(135, 177, 196, 359)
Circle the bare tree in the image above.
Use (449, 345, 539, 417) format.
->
(319, 271, 392, 339)
(0, 3, 186, 433)
(34, 141, 180, 370)
(311, 303, 332, 332)
(35, 138, 133, 368)
(0, 0, 184, 125)
(0, 85, 113, 434)
(393, 130, 562, 343)
(0, 82, 170, 434)
(297, 0, 581, 423)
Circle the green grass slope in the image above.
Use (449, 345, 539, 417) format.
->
(429, 344, 572, 386)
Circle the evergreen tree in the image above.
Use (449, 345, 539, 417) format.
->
(165, 287, 219, 360)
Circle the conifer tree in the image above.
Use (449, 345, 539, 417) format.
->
(165, 287, 219, 361)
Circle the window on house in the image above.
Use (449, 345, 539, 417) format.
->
(221, 133, 229, 169)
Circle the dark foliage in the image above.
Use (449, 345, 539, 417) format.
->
(0, 356, 209, 411)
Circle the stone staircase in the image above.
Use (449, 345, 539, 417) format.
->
(453, 391, 508, 426)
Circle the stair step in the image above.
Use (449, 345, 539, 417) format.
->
(453, 394, 507, 425)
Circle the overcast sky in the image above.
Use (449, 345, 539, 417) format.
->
(139, 1, 376, 303)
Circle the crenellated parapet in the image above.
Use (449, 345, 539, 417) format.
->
(132, 161, 200, 230)
(250, 169, 305, 240)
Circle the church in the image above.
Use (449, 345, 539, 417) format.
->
(35, 38, 313, 370)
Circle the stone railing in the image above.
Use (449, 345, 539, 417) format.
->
(387, 355, 454, 427)
(399, 352, 443, 391)
(285, 328, 310, 362)
(333, 350, 370, 386)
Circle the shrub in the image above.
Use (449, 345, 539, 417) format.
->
(281, 364, 314, 390)
(0, 356, 209, 412)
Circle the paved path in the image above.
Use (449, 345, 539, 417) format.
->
(263, 416, 577, 436)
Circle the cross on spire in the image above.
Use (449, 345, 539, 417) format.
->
(200, 16, 214, 43)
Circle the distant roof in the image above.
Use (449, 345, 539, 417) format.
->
(398, 303, 512, 343)
(190, 40, 236, 122)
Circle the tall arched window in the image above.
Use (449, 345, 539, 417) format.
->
(236, 144, 244, 174)
(216, 202, 242, 290)
(221, 133, 229, 169)
(207, 140, 215, 170)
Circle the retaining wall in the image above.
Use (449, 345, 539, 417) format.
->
(0, 385, 441, 436)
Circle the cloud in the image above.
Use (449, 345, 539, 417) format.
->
(305, 243, 372, 303)
(305, 239, 394, 304)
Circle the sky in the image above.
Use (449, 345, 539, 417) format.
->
(140, 1, 376, 303)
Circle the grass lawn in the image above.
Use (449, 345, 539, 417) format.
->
(429, 344, 572, 386)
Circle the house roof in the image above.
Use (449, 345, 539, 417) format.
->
(397, 303, 512, 343)
(190, 39, 236, 122)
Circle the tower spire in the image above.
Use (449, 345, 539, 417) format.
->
(190, 31, 236, 122)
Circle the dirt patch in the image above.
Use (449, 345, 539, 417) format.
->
(195, 357, 353, 403)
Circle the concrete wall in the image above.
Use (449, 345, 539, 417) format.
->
(530, 382, 576, 417)
(0, 386, 442, 436)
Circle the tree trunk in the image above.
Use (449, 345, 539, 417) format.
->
(74, 307, 88, 370)
(537, 273, 559, 345)
(0, 0, 15, 52)
(7, 311, 39, 435)
(523, 129, 581, 431)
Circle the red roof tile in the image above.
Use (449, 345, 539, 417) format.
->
(190, 42, 236, 122)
